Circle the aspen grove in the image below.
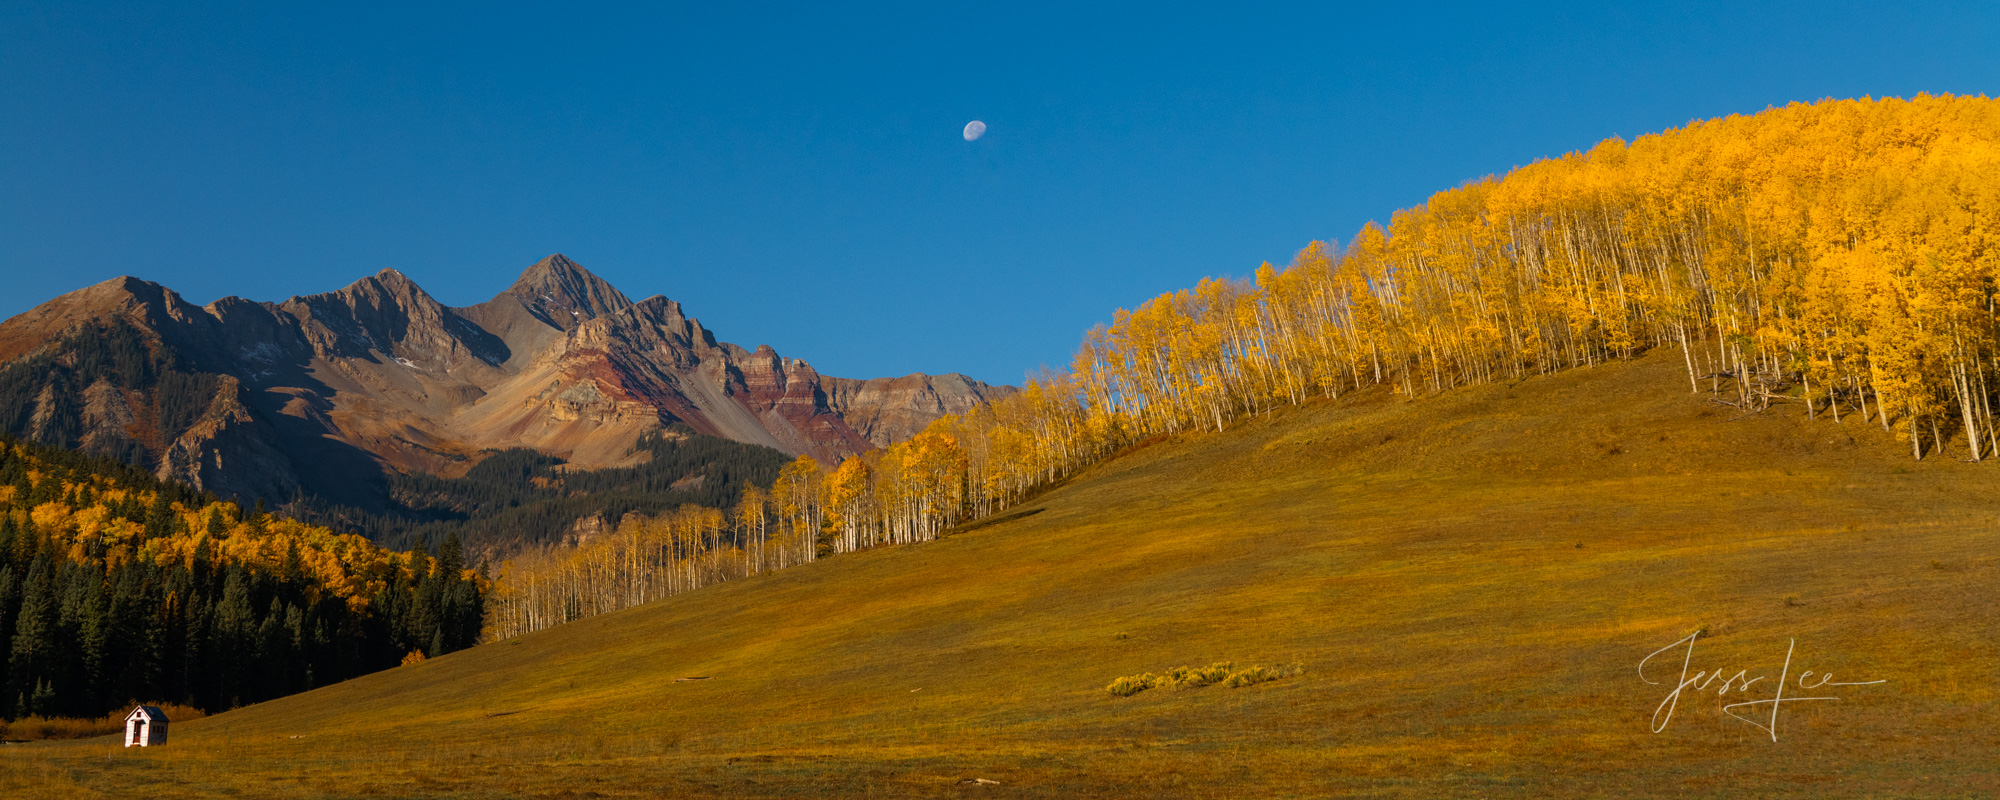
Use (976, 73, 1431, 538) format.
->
(852, 94, 2000, 537)
(486, 95, 2000, 639)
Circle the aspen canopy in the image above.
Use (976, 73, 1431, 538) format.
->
(818, 94, 2000, 546)
(487, 95, 2000, 636)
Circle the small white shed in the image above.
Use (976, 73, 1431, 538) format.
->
(124, 705, 169, 747)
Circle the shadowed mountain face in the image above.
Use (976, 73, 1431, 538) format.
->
(0, 254, 1010, 506)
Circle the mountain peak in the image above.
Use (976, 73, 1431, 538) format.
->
(315, 266, 440, 311)
(503, 254, 634, 331)
(0, 275, 205, 363)
(360, 267, 419, 294)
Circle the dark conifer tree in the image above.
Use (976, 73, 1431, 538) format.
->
(0, 564, 15, 719)
(107, 564, 159, 708)
(213, 567, 255, 707)
(7, 555, 57, 717)
(76, 565, 112, 717)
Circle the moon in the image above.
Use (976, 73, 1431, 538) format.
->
(963, 120, 986, 141)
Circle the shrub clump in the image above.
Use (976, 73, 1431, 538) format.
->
(0, 703, 208, 741)
(1221, 663, 1302, 688)
(1106, 675, 1155, 697)
(1105, 662, 1302, 697)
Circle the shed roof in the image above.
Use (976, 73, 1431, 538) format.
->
(126, 705, 168, 722)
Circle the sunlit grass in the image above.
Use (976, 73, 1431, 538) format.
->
(5, 349, 1995, 797)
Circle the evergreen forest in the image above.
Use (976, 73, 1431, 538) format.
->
(0, 435, 483, 722)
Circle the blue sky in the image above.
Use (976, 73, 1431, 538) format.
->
(3, 2, 1996, 386)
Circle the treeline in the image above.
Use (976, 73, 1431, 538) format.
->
(490, 95, 2000, 637)
(0, 318, 223, 467)
(0, 436, 483, 721)
(489, 433, 1036, 638)
(291, 429, 789, 555)
(485, 459, 821, 639)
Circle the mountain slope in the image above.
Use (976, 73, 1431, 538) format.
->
(0, 255, 1011, 510)
(14, 348, 1993, 798)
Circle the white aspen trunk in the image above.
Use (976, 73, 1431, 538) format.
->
(1958, 363, 1982, 461)
(1978, 359, 1997, 453)
(1912, 400, 1923, 460)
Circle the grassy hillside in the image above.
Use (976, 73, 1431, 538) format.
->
(4, 347, 1994, 798)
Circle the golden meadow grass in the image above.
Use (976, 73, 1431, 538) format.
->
(4, 349, 1994, 798)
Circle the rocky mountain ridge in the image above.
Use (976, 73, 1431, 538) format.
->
(0, 255, 1009, 505)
